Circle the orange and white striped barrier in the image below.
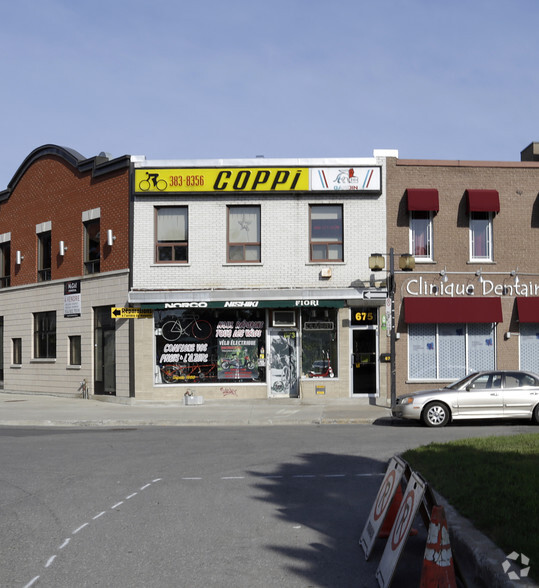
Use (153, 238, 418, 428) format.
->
(420, 505, 457, 587)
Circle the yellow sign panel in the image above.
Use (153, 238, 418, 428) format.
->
(111, 307, 153, 319)
(135, 168, 309, 193)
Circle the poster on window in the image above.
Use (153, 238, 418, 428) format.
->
(216, 319, 263, 380)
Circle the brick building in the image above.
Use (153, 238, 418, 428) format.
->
(128, 153, 394, 401)
(0, 145, 132, 398)
(385, 143, 539, 399)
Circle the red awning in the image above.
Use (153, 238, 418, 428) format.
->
(516, 297, 539, 322)
(406, 189, 439, 212)
(404, 297, 503, 324)
(466, 189, 500, 213)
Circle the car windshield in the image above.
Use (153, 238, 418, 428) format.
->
(445, 372, 479, 390)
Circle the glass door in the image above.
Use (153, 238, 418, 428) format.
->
(268, 329, 298, 397)
(351, 327, 377, 395)
(94, 307, 116, 395)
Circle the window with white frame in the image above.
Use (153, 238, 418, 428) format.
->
(469, 212, 493, 261)
(309, 204, 343, 262)
(410, 211, 433, 260)
(227, 206, 261, 262)
(408, 322, 495, 380)
(156, 207, 188, 263)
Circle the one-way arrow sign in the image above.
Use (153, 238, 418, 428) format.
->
(111, 307, 153, 319)
(363, 291, 387, 300)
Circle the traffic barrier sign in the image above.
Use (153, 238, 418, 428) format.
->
(360, 456, 406, 560)
(376, 471, 426, 588)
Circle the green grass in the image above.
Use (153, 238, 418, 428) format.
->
(402, 433, 539, 581)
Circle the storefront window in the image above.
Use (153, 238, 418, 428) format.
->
(155, 308, 266, 384)
(408, 322, 495, 380)
(300, 309, 338, 378)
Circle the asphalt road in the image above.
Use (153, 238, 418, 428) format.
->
(0, 421, 535, 587)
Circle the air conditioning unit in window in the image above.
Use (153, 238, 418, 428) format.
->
(272, 311, 296, 327)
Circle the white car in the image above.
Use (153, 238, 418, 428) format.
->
(392, 370, 539, 427)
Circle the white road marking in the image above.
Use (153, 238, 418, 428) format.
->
(59, 538, 70, 549)
(23, 576, 40, 588)
(45, 555, 56, 568)
(93, 511, 106, 520)
(73, 522, 89, 534)
(221, 476, 245, 480)
(140, 483, 151, 490)
(182, 477, 202, 480)
(111, 501, 124, 509)
(126, 493, 137, 500)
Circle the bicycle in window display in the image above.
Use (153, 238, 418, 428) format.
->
(161, 314, 212, 341)
(160, 362, 217, 383)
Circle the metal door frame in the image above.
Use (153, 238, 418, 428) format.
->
(349, 325, 379, 397)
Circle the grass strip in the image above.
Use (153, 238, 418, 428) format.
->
(402, 432, 539, 581)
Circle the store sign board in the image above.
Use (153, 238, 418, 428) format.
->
(135, 168, 309, 193)
(143, 299, 346, 310)
(134, 167, 381, 194)
(111, 307, 153, 319)
(406, 277, 539, 298)
(310, 167, 381, 192)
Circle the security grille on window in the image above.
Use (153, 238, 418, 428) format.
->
(156, 207, 188, 263)
(227, 206, 261, 262)
(34, 311, 56, 359)
(310, 205, 343, 261)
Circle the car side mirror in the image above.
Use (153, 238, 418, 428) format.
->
(466, 384, 474, 391)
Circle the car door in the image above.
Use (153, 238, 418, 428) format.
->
(456, 372, 504, 417)
(502, 372, 539, 417)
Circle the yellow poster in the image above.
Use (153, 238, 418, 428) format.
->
(135, 168, 309, 193)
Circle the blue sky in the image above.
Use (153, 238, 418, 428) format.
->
(1, 0, 538, 187)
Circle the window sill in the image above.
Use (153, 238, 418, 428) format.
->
(151, 263, 191, 267)
(305, 261, 345, 266)
(467, 260, 496, 265)
(30, 358, 57, 364)
(67, 365, 82, 370)
(223, 262, 263, 266)
(10, 364, 22, 369)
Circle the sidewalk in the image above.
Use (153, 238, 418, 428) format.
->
(0, 391, 391, 428)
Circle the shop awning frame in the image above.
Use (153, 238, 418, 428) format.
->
(516, 297, 539, 322)
(404, 297, 503, 324)
(406, 189, 439, 212)
(466, 189, 500, 213)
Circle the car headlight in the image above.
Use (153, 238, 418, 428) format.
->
(398, 397, 414, 405)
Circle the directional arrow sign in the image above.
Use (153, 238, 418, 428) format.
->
(111, 307, 153, 319)
(363, 291, 387, 300)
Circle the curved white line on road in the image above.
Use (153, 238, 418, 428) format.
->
(73, 522, 89, 534)
(23, 576, 39, 588)
(59, 538, 70, 549)
(45, 555, 56, 567)
(126, 493, 137, 500)
(111, 501, 124, 509)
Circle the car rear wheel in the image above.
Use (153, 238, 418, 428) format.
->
(422, 402, 450, 427)
(533, 404, 539, 425)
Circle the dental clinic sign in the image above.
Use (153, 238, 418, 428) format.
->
(406, 277, 539, 297)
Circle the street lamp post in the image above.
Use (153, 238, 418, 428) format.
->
(369, 248, 415, 408)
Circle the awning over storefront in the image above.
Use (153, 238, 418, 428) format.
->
(404, 297, 503, 324)
(406, 189, 439, 212)
(516, 297, 539, 322)
(466, 189, 500, 213)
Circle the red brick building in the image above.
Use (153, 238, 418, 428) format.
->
(385, 143, 539, 399)
(0, 145, 132, 398)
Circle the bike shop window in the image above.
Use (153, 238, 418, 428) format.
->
(408, 323, 495, 381)
(0, 240, 10, 288)
(410, 212, 433, 261)
(156, 207, 188, 263)
(33, 311, 56, 359)
(309, 205, 343, 261)
(84, 219, 101, 274)
(469, 212, 493, 262)
(154, 308, 266, 385)
(301, 309, 338, 378)
(37, 228, 52, 282)
(227, 206, 261, 262)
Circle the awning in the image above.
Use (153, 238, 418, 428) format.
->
(406, 189, 439, 212)
(404, 297, 503, 324)
(516, 297, 539, 322)
(466, 189, 500, 213)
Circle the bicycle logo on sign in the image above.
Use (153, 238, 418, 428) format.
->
(161, 314, 212, 341)
(138, 171, 168, 191)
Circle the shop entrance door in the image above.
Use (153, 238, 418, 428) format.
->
(94, 306, 116, 396)
(268, 329, 298, 397)
(351, 327, 378, 395)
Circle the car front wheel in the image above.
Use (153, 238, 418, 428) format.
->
(422, 402, 450, 427)
(533, 403, 539, 425)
